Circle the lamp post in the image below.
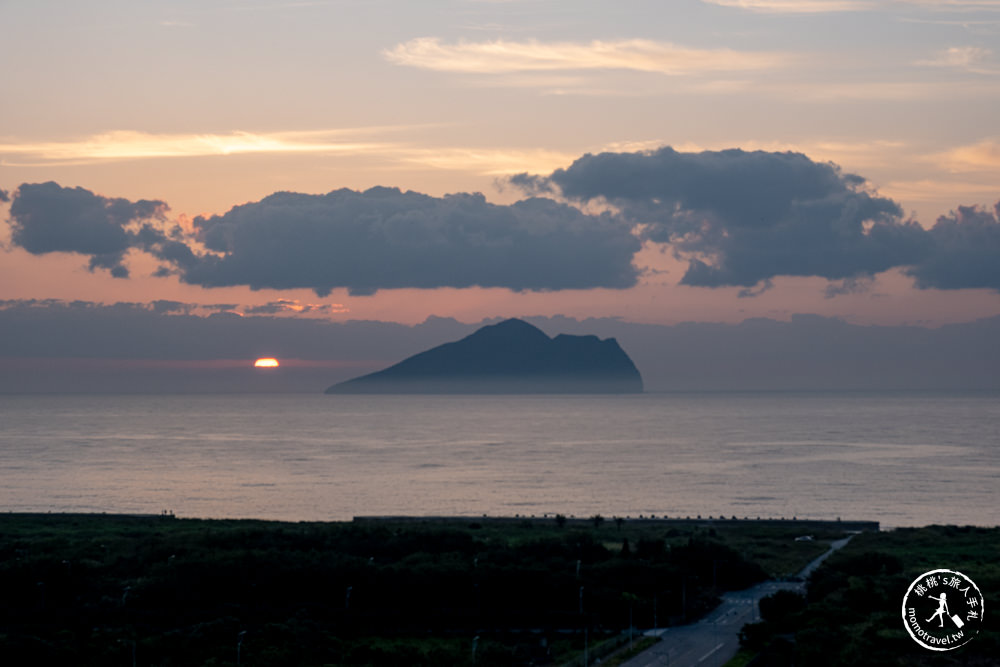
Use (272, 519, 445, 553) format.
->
(118, 639, 136, 667)
(682, 577, 687, 624)
(622, 592, 639, 650)
(237, 631, 246, 667)
(653, 594, 658, 632)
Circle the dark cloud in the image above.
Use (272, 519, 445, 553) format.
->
(183, 187, 640, 296)
(150, 300, 192, 315)
(5, 183, 640, 295)
(7, 175, 998, 297)
(513, 147, 933, 292)
(134, 222, 200, 273)
(906, 202, 1000, 291)
(0, 188, 10, 203)
(823, 275, 876, 299)
(8, 182, 170, 278)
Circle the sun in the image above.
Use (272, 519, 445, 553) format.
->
(253, 358, 280, 368)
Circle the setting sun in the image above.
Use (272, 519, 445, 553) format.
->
(253, 358, 280, 368)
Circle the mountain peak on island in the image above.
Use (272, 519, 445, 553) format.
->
(325, 318, 643, 394)
(461, 318, 552, 347)
(473, 317, 550, 337)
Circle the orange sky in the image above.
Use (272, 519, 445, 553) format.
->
(2, 0, 999, 327)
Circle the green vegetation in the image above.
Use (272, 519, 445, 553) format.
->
(740, 525, 1000, 666)
(722, 648, 759, 667)
(0, 513, 859, 666)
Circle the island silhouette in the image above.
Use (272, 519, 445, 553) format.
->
(325, 318, 643, 394)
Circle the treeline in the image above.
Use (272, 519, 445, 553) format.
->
(0, 514, 768, 666)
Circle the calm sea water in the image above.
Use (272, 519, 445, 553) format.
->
(0, 392, 997, 527)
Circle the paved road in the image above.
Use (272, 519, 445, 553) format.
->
(621, 536, 855, 667)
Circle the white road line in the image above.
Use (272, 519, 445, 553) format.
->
(697, 642, 724, 663)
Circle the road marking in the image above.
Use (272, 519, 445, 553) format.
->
(697, 642, 724, 663)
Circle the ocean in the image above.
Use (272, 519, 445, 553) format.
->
(1, 391, 997, 527)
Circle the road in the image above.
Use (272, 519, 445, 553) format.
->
(621, 536, 855, 667)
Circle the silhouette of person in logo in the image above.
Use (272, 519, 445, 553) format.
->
(926, 592, 950, 628)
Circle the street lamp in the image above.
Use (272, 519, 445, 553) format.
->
(237, 631, 246, 667)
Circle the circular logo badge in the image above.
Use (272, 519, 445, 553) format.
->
(902, 569, 985, 651)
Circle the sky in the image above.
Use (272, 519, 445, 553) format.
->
(1, 0, 1000, 390)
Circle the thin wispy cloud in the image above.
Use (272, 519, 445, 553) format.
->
(787, 79, 1000, 100)
(383, 38, 788, 75)
(700, 0, 873, 12)
(397, 147, 578, 175)
(212, 1, 341, 12)
(703, 0, 1000, 11)
(0, 128, 580, 176)
(883, 178, 1000, 202)
(899, 0, 1000, 9)
(0, 129, 687, 178)
(937, 138, 1000, 171)
(917, 46, 999, 73)
(897, 17, 1000, 35)
(0, 129, 399, 166)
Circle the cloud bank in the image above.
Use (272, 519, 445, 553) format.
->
(2, 301, 999, 392)
(7, 146, 1000, 296)
(513, 147, 933, 291)
(7, 183, 640, 295)
(8, 182, 173, 277)
(185, 187, 640, 295)
(907, 202, 1000, 290)
(514, 146, 1000, 293)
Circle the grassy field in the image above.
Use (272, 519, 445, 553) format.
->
(0, 513, 865, 666)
